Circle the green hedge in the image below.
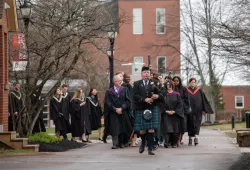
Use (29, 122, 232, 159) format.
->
(28, 132, 60, 144)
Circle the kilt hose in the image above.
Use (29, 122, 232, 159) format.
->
(134, 105, 159, 131)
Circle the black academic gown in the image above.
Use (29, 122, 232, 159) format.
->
(103, 90, 110, 136)
(32, 94, 46, 134)
(160, 91, 184, 134)
(121, 82, 134, 133)
(81, 98, 92, 135)
(70, 98, 92, 137)
(106, 86, 132, 137)
(86, 96, 102, 130)
(122, 82, 133, 111)
(186, 87, 213, 136)
(50, 96, 67, 133)
(8, 90, 23, 131)
(61, 92, 71, 133)
(174, 87, 190, 133)
(70, 98, 83, 137)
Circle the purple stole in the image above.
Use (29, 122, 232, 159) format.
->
(108, 86, 124, 97)
(166, 91, 180, 96)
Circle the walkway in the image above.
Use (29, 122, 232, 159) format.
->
(0, 129, 241, 170)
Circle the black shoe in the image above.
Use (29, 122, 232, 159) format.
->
(112, 145, 118, 149)
(194, 138, 198, 146)
(139, 144, 145, 154)
(102, 137, 107, 143)
(164, 144, 169, 148)
(148, 150, 155, 155)
(188, 139, 192, 146)
(82, 139, 88, 143)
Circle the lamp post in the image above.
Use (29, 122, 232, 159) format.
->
(107, 30, 117, 88)
(20, 0, 32, 68)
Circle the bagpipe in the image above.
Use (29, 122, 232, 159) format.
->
(147, 54, 172, 90)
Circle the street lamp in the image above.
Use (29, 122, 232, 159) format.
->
(20, 0, 32, 27)
(107, 29, 117, 87)
(20, 0, 32, 68)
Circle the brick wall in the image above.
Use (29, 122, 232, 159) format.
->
(220, 86, 250, 117)
(0, 9, 9, 132)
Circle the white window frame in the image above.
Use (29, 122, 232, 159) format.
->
(235, 96, 244, 109)
(157, 56, 166, 73)
(133, 56, 144, 74)
(156, 8, 166, 34)
(133, 8, 143, 34)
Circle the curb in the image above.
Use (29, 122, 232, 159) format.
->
(0, 152, 54, 157)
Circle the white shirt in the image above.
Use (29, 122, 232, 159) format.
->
(114, 86, 120, 93)
(143, 80, 149, 86)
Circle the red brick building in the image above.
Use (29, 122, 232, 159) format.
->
(108, 0, 180, 80)
(0, 0, 18, 132)
(220, 86, 250, 118)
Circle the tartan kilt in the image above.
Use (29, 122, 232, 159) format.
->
(134, 106, 159, 131)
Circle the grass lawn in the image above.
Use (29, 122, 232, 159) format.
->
(203, 122, 246, 131)
(46, 127, 104, 139)
(203, 122, 248, 138)
(224, 132, 237, 138)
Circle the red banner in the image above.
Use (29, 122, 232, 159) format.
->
(11, 32, 27, 71)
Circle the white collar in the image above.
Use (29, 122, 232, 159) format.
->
(53, 95, 62, 102)
(11, 91, 21, 100)
(87, 97, 98, 107)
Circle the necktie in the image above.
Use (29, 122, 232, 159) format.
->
(115, 87, 119, 93)
(144, 80, 149, 91)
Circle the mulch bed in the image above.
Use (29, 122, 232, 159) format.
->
(229, 153, 250, 170)
(29, 140, 87, 152)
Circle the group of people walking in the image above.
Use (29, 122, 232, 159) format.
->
(50, 85, 103, 142)
(104, 66, 213, 155)
(8, 65, 213, 156)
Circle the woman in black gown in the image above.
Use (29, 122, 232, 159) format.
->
(160, 79, 184, 148)
(87, 88, 103, 141)
(50, 88, 67, 139)
(186, 78, 213, 146)
(70, 88, 91, 142)
(173, 76, 190, 146)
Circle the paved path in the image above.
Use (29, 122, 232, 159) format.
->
(1, 129, 241, 170)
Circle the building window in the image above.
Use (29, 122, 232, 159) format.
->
(157, 56, 166, 74)
(156, 8, 166, 34)
(235, 96, 244, 108)
(133, 8, 142, 34)
(133, 56, 143, 74)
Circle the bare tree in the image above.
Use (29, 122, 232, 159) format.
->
(214, 0, 250, 78)
(180, 0, 232, 117)
(9, 0, 126, 137)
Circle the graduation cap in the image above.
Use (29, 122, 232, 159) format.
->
(141, 66, 150, 72)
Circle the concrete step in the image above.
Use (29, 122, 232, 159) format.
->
(11, 138, 28, 146)
(23, 144, 39, 152)
(0, 132, 39, 152)
(0, 131, 17, 140)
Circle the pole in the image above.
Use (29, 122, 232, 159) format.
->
(24, 18, 30, 70)
(109, 38, 114, 88)
(232, 114, 235, 131)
